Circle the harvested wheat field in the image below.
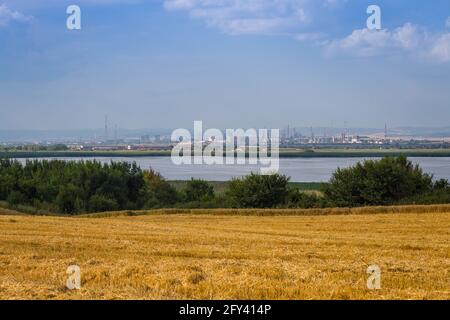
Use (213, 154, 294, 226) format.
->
(0, 208, 449, 300)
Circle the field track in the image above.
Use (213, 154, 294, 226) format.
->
(0, 207, 449, 300)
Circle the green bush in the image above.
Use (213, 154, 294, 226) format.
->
(183, 179, 215, 202)
(285, 189, 326, 208)
(398, 188, 450, 205)
(323, 156, 433, 206)
(0, 159, 146, 214)
(143, 169, 179, 208)
(56, 184, 83, 214)
(226, 173, 290, 208)
(433, 179, 449, 190)
(88, 194, 119, 212)
(6, 191, 27, 206)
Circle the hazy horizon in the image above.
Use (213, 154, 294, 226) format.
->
(2, 125, 450, 143)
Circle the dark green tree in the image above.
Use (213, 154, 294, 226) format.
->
(184, 179, 215, 202)
(285, 189, 325, 208)
(143, 169, 178, 208)
(55, 184, 83, 214)
(323, 156, 433, 206)
(433, 179, 449, 190)
(0, 159, 147, 214)
(88, 194, 119, 212)
(226, 173, 290, 208)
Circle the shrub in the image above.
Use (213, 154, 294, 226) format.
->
(55, 184, 83, 214)
(88, 194, 119, 212)
(323, 156, 433, 206)
(226, 173, 290, 208)
(285, 189, 324, 208)
(184, 179, 215, 202)
(398, 188, 450, 205)
(143, 169, 178, 208)
(433, 179, 449, 190)
(6, 191, 27, 206)
(0, 159, 146, 214)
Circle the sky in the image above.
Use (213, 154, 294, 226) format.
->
(0, 0, 450, 130)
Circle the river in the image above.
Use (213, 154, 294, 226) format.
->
(14, 157, 450, 182)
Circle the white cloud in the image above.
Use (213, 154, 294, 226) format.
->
(163, 0, 312, 35)
(429, 33, 450, 63)
(324, 24, 424, 58)
(163, 1, 450, 63)
(325, 28, 390, 57)
(0, 4, 31, 27)
(392, 23, 421, 49)
(211, 17, 296, 35)
(323, 23, 450, 63)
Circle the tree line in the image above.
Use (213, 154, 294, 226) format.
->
(0, 156, 448, 215)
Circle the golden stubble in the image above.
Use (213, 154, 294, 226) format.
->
(0, 210, 449, 300)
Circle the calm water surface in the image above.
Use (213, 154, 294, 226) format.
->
(15, 157, 450, 182)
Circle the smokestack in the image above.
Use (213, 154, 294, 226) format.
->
(104, 115, 109, 142)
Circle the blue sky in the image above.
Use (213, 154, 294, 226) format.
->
(0, 0, 450, 130)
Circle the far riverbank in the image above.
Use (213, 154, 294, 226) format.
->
(2, 148, 450, 159)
